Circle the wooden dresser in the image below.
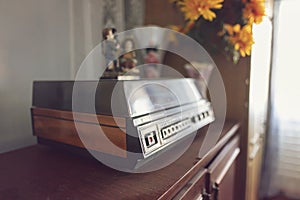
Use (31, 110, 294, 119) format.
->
(0, 122, 239, 200)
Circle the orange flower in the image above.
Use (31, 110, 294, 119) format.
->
(224, 24, 254, 57)
(243, 0, 265, 24)
(178, 0, 224, 22)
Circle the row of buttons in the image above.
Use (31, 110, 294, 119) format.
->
(191, 111, 210, 123)
(161, 119, 191, 139)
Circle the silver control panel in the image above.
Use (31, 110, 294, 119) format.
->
(137, 101, 214, 158)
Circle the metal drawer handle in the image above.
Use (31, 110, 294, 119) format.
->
(215, 148, 240, 185)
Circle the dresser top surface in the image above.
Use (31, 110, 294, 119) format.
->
(0, 122, 238, 200)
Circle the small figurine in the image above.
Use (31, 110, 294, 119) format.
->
(119, 38, 138, 72)
(144, 47, 160, 64)
(144, 47, 160, 78)
(102, 27, 120, 72)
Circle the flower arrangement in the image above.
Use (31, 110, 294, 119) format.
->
(169, 0, 266, 63)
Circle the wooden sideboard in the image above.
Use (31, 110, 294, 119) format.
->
(0, 122, 239, 200)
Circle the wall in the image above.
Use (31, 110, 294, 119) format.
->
(0, 0, 145, 153)
(70, 0, 125, 79)
(0, 0, 72, 152)
(0, 0, 114, 153)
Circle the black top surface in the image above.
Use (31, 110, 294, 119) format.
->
(32, 78, 202, 117)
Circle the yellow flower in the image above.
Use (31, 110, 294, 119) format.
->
(243, 0, 265, 24)
(168, 21, 195, 34)
(223, 24, 242, 36)
(178, 0, 224, 22)
(224, 24, 254, 57)
(168, 25, 183, 32)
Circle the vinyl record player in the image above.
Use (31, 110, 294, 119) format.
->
(31, 78, 214, 168)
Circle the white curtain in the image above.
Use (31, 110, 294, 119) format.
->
(261, 0, 300, 198)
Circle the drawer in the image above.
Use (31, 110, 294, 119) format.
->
(173, 169, 208, 200)
(207, 136, 240, 200)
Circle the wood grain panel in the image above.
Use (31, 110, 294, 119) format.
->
(33, 115, 127, 158)
(32, 107, 126, 128)
(31, 107, 126, 128)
